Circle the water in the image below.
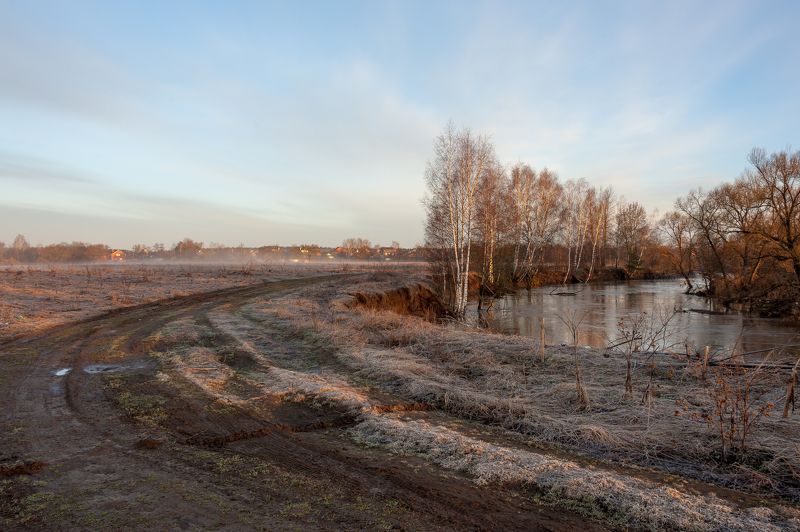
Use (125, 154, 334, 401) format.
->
(473, 279, 799, 358)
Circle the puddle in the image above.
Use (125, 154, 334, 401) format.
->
(53, 368, 71, 377)
(83, 360, 152, 374)
(83, 364, 126, 374)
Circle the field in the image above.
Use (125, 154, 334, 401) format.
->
(1, 265, 799, 530)
(0, 263, 365, 343)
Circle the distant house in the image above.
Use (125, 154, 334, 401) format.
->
(110, 250, 125, 262)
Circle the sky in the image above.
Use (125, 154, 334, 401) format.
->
(1, 0, 798, 248)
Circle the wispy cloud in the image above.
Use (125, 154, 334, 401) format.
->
(0, 152, 94, 183)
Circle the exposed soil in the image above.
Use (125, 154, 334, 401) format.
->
(0, 274, 602, 530)
(349, 283, 448, 319)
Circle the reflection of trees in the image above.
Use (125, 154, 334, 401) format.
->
(482, 281, 792, 357)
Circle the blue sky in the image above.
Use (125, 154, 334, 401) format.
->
(1, 0, 798, 248)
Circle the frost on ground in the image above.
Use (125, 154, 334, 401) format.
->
(129, 271, 800, 529)
(350, 416, 800, 531)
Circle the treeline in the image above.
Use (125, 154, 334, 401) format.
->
(0, 236, 423, 263)
(424, 123, 799, 318)
(659, 148, 800, 315)
(133, 238, 418, 261)
(424, 124, 668, 317)
(0, 235, 110, 263)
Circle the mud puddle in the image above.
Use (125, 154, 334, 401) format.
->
(83, 360, 153, 374)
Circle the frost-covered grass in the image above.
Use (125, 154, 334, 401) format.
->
(350, 416, 799, 531)
(137, 271, 800, 529)
(249, 274, 800, 500)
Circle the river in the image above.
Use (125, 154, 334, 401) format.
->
(473, 278, 799, 360)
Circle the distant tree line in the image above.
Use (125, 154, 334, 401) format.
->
(0, 236, 422, 263)
(0, 235, 110, 263)
(424, 123, 798, 318)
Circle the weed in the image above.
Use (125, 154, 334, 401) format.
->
(114, 390, 168, 426)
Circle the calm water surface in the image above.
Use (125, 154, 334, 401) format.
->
(472, 279, 799, 357)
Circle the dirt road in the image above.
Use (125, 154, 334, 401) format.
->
(1, 275, 601, 530)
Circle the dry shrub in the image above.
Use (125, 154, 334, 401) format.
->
(574, 424, 620, 446)
(678, 359, 775, 462)
(708, 363, 775, 461)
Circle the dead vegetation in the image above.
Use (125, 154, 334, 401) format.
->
(119, 270, 800, 529)
(0, 263, 398, 342)
(350, 417, 796, 531)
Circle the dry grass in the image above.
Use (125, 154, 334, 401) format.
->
(45, 268, 797, 528)
(350, 416, 798, 531)
(138, 277, 800, 529)
(0, 262, 393, 342)
(250, 275, 800, 503)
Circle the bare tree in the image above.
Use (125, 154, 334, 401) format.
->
(522, 168, 563, 286)
(507, 163, 535, 283)
(584, 187, 607, 282)
(745, 148, 800, 284)
(341, 238, 372, 257)
(558, 310, 590, 408)
(715, 181, 770, 292)
(424, 123, 495, 318)
(610, 307, 680, 398)
(560, 179, 590, 283)
(476, 161, 506, 288)
(677, 189, 730, 295)
(659, 210, 697, 291)
(614, 201, 650, 272)
(12, 234, 29, 261)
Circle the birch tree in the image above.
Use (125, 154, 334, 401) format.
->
(424, 124, 495, 318)
(476, 161, 506, 287)
(586, 187, 612, 282)
(507, 163, 535, 282)
(522, 168, 563, 284)
(560, 179, 591, 283)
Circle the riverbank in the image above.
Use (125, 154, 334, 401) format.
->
(474, 267, 681, 299)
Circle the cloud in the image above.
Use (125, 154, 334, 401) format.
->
(0, 8, 160, 130)
(0, 152, 94, 183)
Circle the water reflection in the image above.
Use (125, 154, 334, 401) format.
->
(471, 279, 799, 357)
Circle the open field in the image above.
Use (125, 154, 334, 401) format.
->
(1, 269, 799, 530)
(0, 262, 421, 343)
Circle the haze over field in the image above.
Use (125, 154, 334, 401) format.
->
(1, 0, 799, 248)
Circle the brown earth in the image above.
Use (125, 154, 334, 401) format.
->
(0, 275, 602, 530)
